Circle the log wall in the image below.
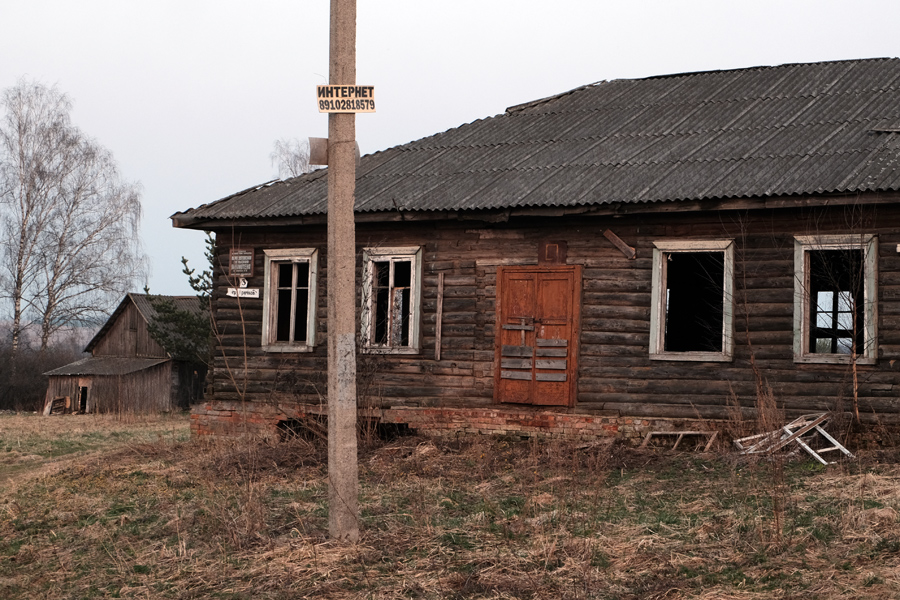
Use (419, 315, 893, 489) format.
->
(196, 201, 900, 436)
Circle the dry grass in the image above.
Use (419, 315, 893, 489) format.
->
(0, 413, 188, 487)
(1, 414, 899, 599)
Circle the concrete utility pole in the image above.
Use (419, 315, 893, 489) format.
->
(326, 0, 359, 542)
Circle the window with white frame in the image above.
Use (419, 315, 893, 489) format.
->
(650, 240, 734, 361)
(793, 235, 877, 364)
(361, 246, 422, 353)
(262, 248, 318, 352)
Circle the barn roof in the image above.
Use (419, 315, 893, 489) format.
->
(173, 58, 900, 228)
(44, 357, 169, 377)
(84, 293, 204, 354)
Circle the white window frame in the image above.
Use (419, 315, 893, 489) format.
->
(793, 234, 877, 365)
(650, 239, 734, 362)
(261, 248, 318, 353)
(361, 246, 423, 354)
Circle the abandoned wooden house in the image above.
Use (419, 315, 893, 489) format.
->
(174, 58, 900, 439)
(44, 293, 207, 414)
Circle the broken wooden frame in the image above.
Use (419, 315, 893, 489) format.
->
(733, 412, 854, 465)
(640, 430, 718, 451)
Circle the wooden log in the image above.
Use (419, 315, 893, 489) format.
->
(582, 292, 651, 306)
(581, 318, 649, 333)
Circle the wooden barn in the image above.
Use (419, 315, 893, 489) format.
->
(44, 294, 207, 414)
(174, 58, 900, 439)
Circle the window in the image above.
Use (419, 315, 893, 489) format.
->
(650, 240, 734, 361)
(262, 248, 318, 352)
(361, 246, 422, 353)
(793, 235, 877, 364)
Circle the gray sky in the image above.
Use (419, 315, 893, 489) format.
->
(2, 0, 899, 295)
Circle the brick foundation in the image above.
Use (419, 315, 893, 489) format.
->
(191, 400, 718, 442)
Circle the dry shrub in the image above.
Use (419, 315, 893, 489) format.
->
(753, 380, 784, 438)
(722, 388, 754, 445)
(200, 434, 327, 478)
(737, 381, 791, 547)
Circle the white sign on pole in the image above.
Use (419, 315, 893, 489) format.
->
(317, 85, 376, 113)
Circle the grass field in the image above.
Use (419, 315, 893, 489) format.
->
(1, 412, 899, 599)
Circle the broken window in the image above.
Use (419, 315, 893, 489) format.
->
(810, 250, 863, 354)
(794, 235, 877, 363)
(650, 240, 734, 361)
(262, 248, 318, 351)
(664, 252, 725, 352)
(362, 247, 422, 353)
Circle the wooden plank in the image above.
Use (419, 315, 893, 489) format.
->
(536, 348, 567, 357)
(535, 359, 567, 370)
(501, 370, 531, 381)
(535, 373, 567, 382)
(435, 272, 444, 361)
(603, 229, 637, 259)
(536, 338, 567, 347)
(502, 345, 533, 357)
(501, 358, 532, 369)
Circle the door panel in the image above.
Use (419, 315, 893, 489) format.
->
(494, 265, 581, 407)
(506, 274, 536, 320)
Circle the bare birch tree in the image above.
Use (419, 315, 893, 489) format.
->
(270, 137, 311, 179)
(0, 79, 146, 353)
(34, 141, 145, 349)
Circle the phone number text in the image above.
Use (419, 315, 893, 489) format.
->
(318, 99, 376, 113)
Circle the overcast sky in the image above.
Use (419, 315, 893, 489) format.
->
(2, 0, 899, 295)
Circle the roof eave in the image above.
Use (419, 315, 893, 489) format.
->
(170, 189, 900, 232)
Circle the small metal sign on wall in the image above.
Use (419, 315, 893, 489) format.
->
(229, 249, 254, 278)
(226, 287, 260, 298)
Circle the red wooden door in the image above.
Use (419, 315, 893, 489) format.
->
(494, 265, 581, 407)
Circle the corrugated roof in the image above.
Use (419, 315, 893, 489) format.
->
(173, 58, 900, 226)
(44, 357, 170, 377)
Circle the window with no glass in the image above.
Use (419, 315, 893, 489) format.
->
(794, 235, 877, 363)
(262, 248, 318, 351)
(650, 240, 734, 361)
(362, 247, 422, 353)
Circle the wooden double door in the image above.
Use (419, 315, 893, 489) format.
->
(494, 265, 582, 407)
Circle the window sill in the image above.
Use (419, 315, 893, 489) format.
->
(262, 344, 315, 354)
(794, 354, 876, 366)
(650, 351, 733, 363)
(362, 346, 420, 355)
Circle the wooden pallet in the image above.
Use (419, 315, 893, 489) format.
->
(733, 413, 853, 465)
(42, 396, 70, 416)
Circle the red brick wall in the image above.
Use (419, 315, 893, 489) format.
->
(191, 400, 715, 442)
